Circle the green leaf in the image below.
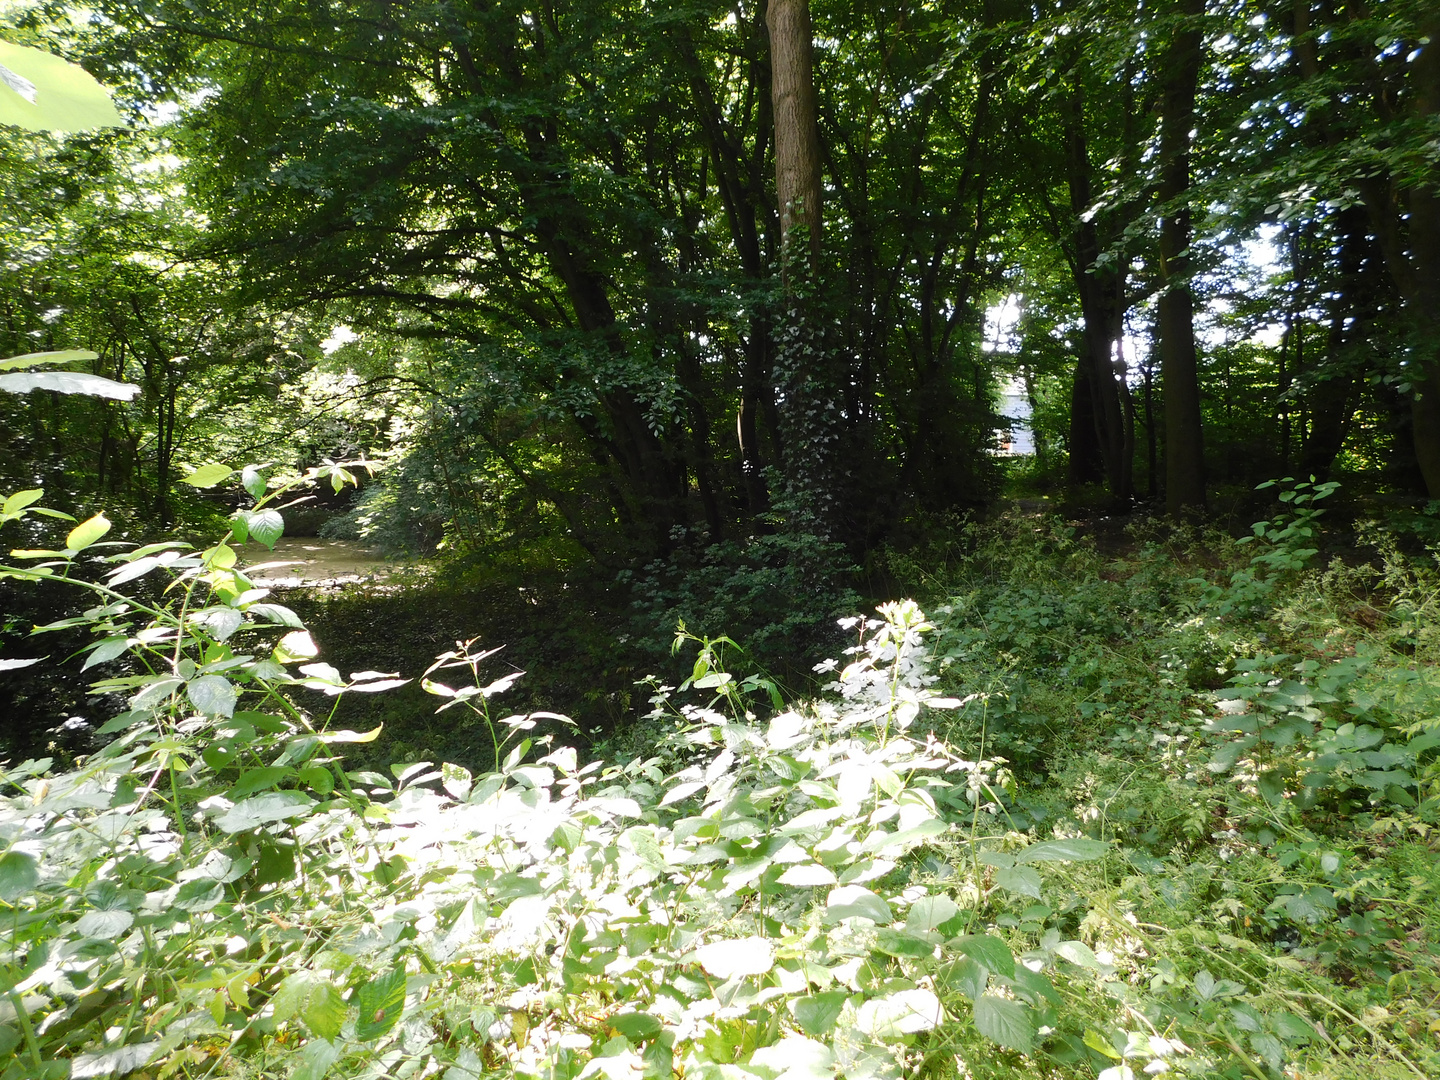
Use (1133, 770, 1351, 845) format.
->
(874, 929, 936, 958)
(972, 994, 1034, 1053)
(0, 350, 99, 371)
(942, 956, 988, 1001)
(248, 602, 304, 628)
(0, 849, 39, 901)
(856, 988, 944, 1037)
(1017, 838, 1110, 864)
(1055, 939, 1104, 970)
(66, 512, 111, 552)
(274, 972, 346, 1040)
(695, 936, 774, 979)
(955, 934, 1015, 978)
(68, 1042, 159, 1078)
(905, 895, 959, 933)
(228, 766, 294, 800)
(246, 509, 284, 549)
(608, 1012, 663, 1041)
(82, 636, 130, 671)
(174, 879, 224, 913)
(241, 465, 267, 501)
(791, 991, 849, 1038)
(188, 675, 237, 717)
(213, 791, 315, 833)
(290, 1037, 340, 1080)
(1084, 1028, 1122, 1059)
(0, 42, 123, 131)
(2, 488, 43, 512)
(994, 866, 1043, 899)
(777, 863, 838, 887)
(300, 766, 335, 795)
(74, 909, 134, 938)
(355, 968, 407, 1041)
(826, 885, 893, 924)
(181, 463, 233, 488)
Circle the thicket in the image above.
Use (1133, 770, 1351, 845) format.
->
(2, 470, 1437, 1080)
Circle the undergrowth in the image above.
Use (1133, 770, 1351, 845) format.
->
(0, 474, 1437, 1080)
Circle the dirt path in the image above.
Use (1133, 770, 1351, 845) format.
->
(244, 538, 395, 588)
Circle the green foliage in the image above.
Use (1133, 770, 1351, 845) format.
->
(3, 483, 1440, 1079)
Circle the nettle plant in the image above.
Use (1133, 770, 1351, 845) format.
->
(1, 474, 1351, 1080)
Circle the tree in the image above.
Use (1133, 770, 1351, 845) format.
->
(1156, 0, 1207, 514)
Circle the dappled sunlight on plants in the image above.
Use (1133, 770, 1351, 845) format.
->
(1, 475, 1439, 1079)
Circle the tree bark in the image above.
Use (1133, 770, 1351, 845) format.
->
(1157, 0, 1206, 515)
(768, 0, 822, 277)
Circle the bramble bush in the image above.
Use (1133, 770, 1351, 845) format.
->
(1, 472, 1438, 1080)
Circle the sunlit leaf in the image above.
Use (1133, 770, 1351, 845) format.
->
(0, 371, 138, 399)
(856, 988, 944, 1037)
(180, 463, 233, 488)
(695, 936, 774, 979)
(0, 42, 123, 131)
(66, 513, 111, 552)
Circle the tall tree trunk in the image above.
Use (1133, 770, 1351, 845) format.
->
(1157, 0, 1206, 514)
(1062, 70, 1134, 502)
(768, 0, 822, 277)
(768, 0, 846, 538)
(1403, 15, 1440, 496)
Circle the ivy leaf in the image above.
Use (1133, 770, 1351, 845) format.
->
(355, 968, 407, 1041)
(0, 850, 39, 901)
(972, 994, 1035, 1053)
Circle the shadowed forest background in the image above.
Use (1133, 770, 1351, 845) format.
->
(2, 1, 1440, 1079)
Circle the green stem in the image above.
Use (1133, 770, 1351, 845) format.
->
(0, 970, 43, 1073)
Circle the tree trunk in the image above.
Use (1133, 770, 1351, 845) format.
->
(1157, 0, 1206, 515)
(1062, 70, 1134, 502)
(768, 0, 822, 277)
